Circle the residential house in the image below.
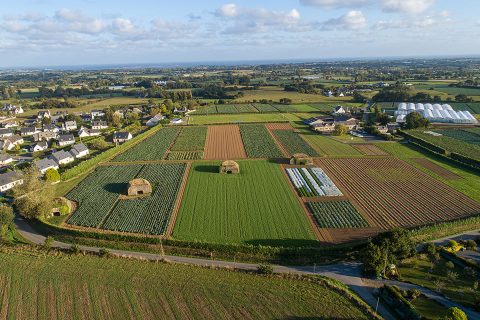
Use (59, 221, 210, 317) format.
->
(69, 143, 89, 159)
(387, 122, 400, 134)
(3, 104, 24, 114)
(91, 110, 105, 118)
(51, 150, 74, 165)
(0, 154, 14, 166)
(31, 141, 49, 152)
(0, 171, 23, 192)
(62, 121, 77, 131)
(57, 134, 75, 147)
(43, 124, 60, 133)
(113, 110, 125, 118)
(91, 121, 108, 130)
(375, 125, 389, 134)
(113, 131, 132, 144)
(33, 131, 57, 142)
(37, 110, 51, 120)
(35, 158, 59, 174)
(306, 115, 358, 134)
(174, 106, 188, 114)
(81, 113, 93, 122)
(146, 113, 164, 127)
(332, 105, 346, 115)
(170, 118, 183, 124)
(78, 127, 101, 138)
(3, 121, 18, 129)
(19, 126, 40, 137)
(0, 128, 13, 138)
(1, 135, 24, 151)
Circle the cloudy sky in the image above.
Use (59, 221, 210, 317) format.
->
(0, 0, 479, 67)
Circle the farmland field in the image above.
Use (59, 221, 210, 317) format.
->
(316, 157, 480, 230)
(166, 151, 204, 160)
(300, 134, 362, 156)
(252, 103, 278, 112)
(0, 247, 372, 320)
(173, 160, 317, 245)
(273, 130, 318, 157)
(307, 201, 369, 228)
(239, 124, 283, 158)
(67, 163, 186, 235)
(234, 86, 351, 103)
(170, 126, 207, 151)
(435, 129, 480, 146)
(353, 144, 389, 156)
(272, 104, 318, 112)
(204, 125, 247, 160)
(188, 113, 291, 125)
(113, 127, 179, 161)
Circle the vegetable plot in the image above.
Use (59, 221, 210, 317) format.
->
(307, 201, 369, 228)
(239, 124, 283, 158)
(273, 130, 318, 156)
(286, 167, 343, 197)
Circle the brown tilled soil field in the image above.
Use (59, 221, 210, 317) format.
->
(265, 123, 294, 130)
(353, 144, 389, 156)
(315, 157, 480, 230)
(204, 125, 247, 160)
(414, 158, 462, 180)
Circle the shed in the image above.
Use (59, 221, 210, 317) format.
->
(127, 178, 152, 196)
(290, 153, 313, 166)
(219, 160, 240, 174)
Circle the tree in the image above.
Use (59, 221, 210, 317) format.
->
(376, 112, 390, 125)
(405, 111, 429, 129)
(362, 241, 384, 276)
(443, 307, 467, 320)
(333, 124, 348, 136)
(13, 169, 53, 219)
(0, 205, 14, 239)
(111, 114, 122, 128)
(90, 137, 108, 150)
(44, 168, 60, 183)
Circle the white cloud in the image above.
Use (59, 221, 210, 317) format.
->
(300, 0, 369, 9)
(216, 4, 239, 17)
(322, 10, 367, 30)
(380, 0, 435, 15)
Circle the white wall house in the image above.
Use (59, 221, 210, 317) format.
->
(0, 171, 23, 192)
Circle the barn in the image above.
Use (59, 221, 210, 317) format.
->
(219, 160, 240, 174)
(127, 178, 152, 196)
(290, 153, 313, 166)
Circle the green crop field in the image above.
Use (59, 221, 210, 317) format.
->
(239, 124, 283, 158)
(300, 134, 362, 156)
(273, 130, 318, 156)
(189, 113, 291, 125)
(307, 201, 369, 228)
(173, 160, 317, 245)
(113, 127, 179, 161)
(252, 103, 278, 112)
(436, 129, 480, 146)
(67, 163, 186, 235)
(170, 126, 207, 151)
(0, 247, 371, 320)
(272, 104, 318, 112)
(166, 151, 204, 160)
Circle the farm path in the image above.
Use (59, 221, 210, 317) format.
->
(15, 216, 480, 320)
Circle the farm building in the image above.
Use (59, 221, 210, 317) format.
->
(290, 153, 313, 166)
(127, 178, 152, 196)
(219, 160, 240, 174)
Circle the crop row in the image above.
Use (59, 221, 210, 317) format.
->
(166, 151, 204, 160)
(286, 167, 342, 197)
(113, 127, 180, 161)
(436, 129, 480, 146)
(273, 130, 318, 157)
(67, 165, 142, 227)
(170, 126, 207, 151)
(100, 163, 186, 235)
(239, 124, 283, 158)
(307, 201, 369, 228)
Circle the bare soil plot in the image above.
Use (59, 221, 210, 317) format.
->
(315, 157, 480, 230)
(327, 227, 384, 244)
(204, 125, 247, 160)
(353, 144, 389, 156)
(413, 158, 462, 180)
(265, 123, 294, 130)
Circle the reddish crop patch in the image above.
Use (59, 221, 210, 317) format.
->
(353, 144, 389, 156)
(204, 125, 247, 160)
(315, 157, 480, 230)
(413, 158, 462, 180)
(265, 123, 294, 131)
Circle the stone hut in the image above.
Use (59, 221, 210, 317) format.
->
(290, 153, 313, 166)
(219, 160, 240, 174)
(127, 178, 152, 196)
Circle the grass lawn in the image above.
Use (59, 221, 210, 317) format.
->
(376, 142, 480, 202)
(411, 295, 450, 320)
(0, 247, 371, 320)
(173, 160, 317, 245)
(301, 133, 363, 157)
(398, 254, 479, 310)
(189, 113, 292, 125)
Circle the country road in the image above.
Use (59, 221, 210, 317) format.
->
(13, 215, 480, 320)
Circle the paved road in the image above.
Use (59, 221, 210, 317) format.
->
(432, 229, 480, 264)
(14, 217, 480, 320)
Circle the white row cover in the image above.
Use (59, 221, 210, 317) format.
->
(395, 102, 477, 124)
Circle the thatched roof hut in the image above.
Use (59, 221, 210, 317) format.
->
(127, 178, 152, 196)
(290, 153, 313, 166)
(220, 160, 240, 174)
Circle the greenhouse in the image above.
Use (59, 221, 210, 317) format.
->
(394, 102, 477, 124)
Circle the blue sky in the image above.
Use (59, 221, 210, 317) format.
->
(0, 0, 479, 67)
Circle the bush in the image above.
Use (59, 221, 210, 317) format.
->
(257, 264, 274, 275)
(98, 248, 111, 258)
(45, 168, 60, 182)
(43, 236, 54, 250)
(70, 243, 80, 254)
(444, 307, 467, 320)
(445, 261, 455, 270)
(465, 240, 477, 250)
(406, 288, 421, 301)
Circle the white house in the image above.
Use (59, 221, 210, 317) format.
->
(3, 121, 18, 129)
(0, 128, 13, 138)
(19, 127, 40, 136)
(78, 127, 101, 138)
(70, 143, 89, 159)
(3, 104, 24, 114)
(37, 110, 51, 119)
(332, 105, 346, 115)
(35, 158, 59, 174)
(33, 131, 57, 142)
(113, 131, 132, 144)
(91, 110, 105, 118)
(51, 150, 74, 165)
(1, 135, 24, 151)
(170, 118, 183, 124)
(0, 154, 14, 166)
(31, 141, 49, 152)
(62, 121, 77, 131)
(146, 113, 164, 127)
(91, 121, 108, 130)
(43, 124, 60, 133)
(0, 171, 23, 192)
(57, 134, 75, 147)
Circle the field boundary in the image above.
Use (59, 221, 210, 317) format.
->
(165, 162, 191, 237)
(266, 126, 291, 158)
